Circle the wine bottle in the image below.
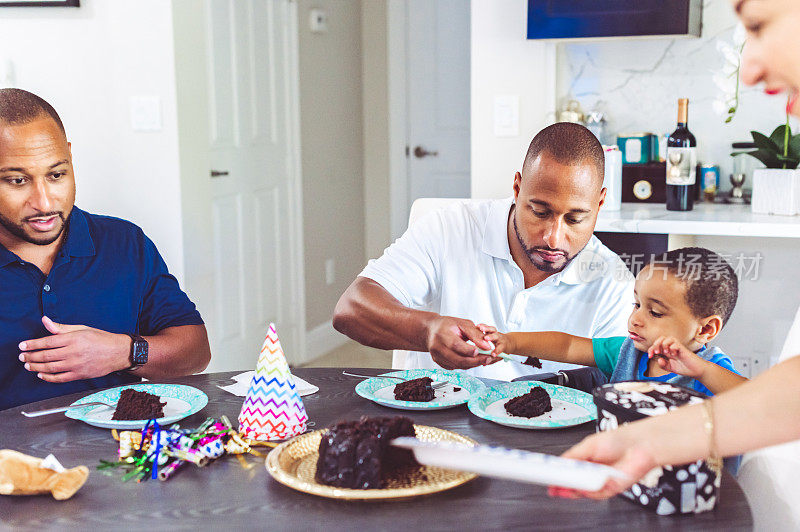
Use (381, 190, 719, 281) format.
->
(665, 98, 697, 211)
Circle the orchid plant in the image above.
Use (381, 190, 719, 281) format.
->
(715, 24, 800, 170)
(740, 111, 800, 170)
(713, 24, 746, 123)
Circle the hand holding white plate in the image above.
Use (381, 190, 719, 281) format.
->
(391, 437, 628, 492)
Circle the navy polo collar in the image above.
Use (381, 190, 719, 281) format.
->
(62, 207, 96, 258)
(0, 242, 15, 268)
(0, 206, 95, 267)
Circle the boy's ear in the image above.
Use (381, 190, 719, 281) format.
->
(696, 315, 723, 343)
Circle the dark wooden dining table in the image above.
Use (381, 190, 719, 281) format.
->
(0, 368, 752, 530)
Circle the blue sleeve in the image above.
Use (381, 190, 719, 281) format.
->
(691, 353, 741, 396)
(707, 353, 740, 375)
(138, 234, 204, 335)
(591, 337, 626, 378)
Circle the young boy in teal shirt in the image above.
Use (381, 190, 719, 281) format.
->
(482, 247, 747, 396)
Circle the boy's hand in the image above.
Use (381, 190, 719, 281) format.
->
(647, 336, 707, 378)
(477, 323, 514, 356)
(473, 324, 503, 365)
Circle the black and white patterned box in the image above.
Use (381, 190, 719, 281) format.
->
(592, 382, 720, 515)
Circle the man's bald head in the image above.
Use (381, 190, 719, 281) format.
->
(0, 88, 65, 136)
(521, 122, 604, 188)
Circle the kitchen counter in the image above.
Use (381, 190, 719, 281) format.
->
(596, 203, 800, 238)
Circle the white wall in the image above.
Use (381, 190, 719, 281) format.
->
(470, 0, 556, 199)
(171, 0, 214, 339)
(362, 0, 392, 260)
(297, 0, 366, 331)
(0, 0, 186, 281)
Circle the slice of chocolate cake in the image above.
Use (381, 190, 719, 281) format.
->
(393, 377, 435, 402)
(112, 389, 166, 421)
(315, 416, 418, 489)
(504, 386, 552, 418)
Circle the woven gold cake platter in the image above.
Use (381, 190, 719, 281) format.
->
(265, 424, 478, 500)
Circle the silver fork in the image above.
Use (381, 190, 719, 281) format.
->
(21, 401, 115, 418)
(341, 371, 450, 390)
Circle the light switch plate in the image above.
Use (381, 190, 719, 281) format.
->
(493, 95, 519, 137)
(309, 8, 328, 33)
(325, 258, 336, 285)
(129, 95, 162, 132)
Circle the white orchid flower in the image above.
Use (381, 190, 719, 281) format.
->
(713, 73, 737, 94)
(716, 40, 741, 67)
(713, 100, 728, 116)
(733, 22, 746, 48)
(714, 27, 745, 123)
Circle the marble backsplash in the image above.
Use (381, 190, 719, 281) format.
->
(556, 0, 795, 193)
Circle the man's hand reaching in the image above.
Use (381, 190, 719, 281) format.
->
(426, 316, 496, 369)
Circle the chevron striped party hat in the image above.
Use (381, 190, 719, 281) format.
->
(238, 323, 308, 441)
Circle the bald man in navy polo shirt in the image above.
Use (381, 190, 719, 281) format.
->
(0, 88, 211, 410)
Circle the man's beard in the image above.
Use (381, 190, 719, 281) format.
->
(513, 213, 575, 273)
(0, 211, 66, 246)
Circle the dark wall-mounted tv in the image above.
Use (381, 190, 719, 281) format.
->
(527, 0, 702, 40)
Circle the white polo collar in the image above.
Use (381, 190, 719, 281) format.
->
(480, 196, 605, 286)
(481, 197, 515, 261)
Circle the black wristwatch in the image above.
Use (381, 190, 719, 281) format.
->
(127, 333, 149, 370)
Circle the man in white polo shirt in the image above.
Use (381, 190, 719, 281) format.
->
(333, 122, 633, 380)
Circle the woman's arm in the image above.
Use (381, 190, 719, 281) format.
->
(555, 355, 800, 499)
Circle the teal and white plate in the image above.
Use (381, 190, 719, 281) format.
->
(468, 381, 596, 429)
(354, 369, 486, 411)
(64, 383, 209, 430)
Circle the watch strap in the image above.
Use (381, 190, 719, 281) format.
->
(126, 333, 148, 370)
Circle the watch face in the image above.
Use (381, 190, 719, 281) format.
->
(131, 339, 149, 365)
(633, 179, 653, 200)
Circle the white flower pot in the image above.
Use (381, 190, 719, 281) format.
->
(751, 168, 800, 216)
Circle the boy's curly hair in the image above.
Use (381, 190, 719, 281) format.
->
(649, 247, 739, 326)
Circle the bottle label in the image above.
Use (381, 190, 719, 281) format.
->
(665, 147, 697, 186)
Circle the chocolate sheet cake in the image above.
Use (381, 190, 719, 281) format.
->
(315, 416, 419, 489)
(112, 389, 166, 421)
(504, 386, 552, 418)
(393, 377, 435, 402)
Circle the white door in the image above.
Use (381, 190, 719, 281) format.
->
(406, 0, 471, 220)
(205, 0, 304, 369)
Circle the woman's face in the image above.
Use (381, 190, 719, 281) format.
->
(734, 0, 800, 116)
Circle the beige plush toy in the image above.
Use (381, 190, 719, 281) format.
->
(0, 450, 89, 500)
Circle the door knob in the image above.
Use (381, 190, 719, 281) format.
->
(413, 146, 439, 158)
(210, 170, 229, 177)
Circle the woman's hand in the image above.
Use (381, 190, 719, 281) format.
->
(548, 427, 659, 500)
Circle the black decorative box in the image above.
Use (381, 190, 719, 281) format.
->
(592, 382, 720, 515)
(622, 162, 667, 203)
